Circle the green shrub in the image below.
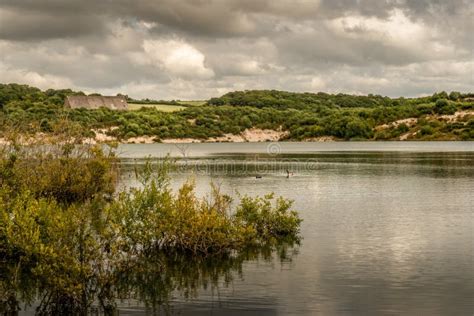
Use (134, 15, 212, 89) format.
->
(0, 144, 117, 204)
(420, 125, 434, 136)
(396, 123, 409, 133)
(374, 130, 391, 140)
(235, 193, 302, 242)
(0, 141, 302, 313)
(40, 118, 52, 132)
(435, 99, 457, 114)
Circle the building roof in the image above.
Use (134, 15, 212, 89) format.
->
(65, 95, 128, 110)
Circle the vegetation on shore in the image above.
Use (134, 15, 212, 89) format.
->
(127, 103, 187, 112)
(0, 128, 302, 314)
(1, 83, 473, 142)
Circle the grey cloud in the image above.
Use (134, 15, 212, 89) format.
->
(275, 28, 426, 67)
(0, 0, 262, 40)
(0, 8, 107, 41)
(1, 40, 170, 89)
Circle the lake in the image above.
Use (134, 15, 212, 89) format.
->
(113, 142, 474, 315)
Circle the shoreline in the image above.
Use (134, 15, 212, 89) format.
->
(1, 109, 473, 145)
(75, 110, 474, 144)
(3, 135, 474, 146)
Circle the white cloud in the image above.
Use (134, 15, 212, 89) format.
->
(233, 60, 267, 75)
(138, 39, 214, 79)
(0, 62, 73, 89)
(327, 9, 457, 60)
(329, 9, 426, 44)
(97, 78, 226, 100)
(310, 77, 326, 91)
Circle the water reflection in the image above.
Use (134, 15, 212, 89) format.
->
(119, 151, 474, 180)
(4, 143, 474, 315)
(116, 147, 473, 315)
(1, 243, 298, 315)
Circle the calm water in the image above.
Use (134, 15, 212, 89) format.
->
(116, 142, 474, 315)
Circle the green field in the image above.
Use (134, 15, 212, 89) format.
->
(177, 100, 206, 106)
(128, 103, 187, 112)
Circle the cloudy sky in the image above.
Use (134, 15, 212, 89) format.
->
(0, 0, 472, 99)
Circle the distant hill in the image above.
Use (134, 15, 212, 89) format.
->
(1, 83, 473, 142)
(208, 89, 474, 110)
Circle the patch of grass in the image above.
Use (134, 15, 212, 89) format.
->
(128, 103, 186, 112)
(177, 100, 206, 106)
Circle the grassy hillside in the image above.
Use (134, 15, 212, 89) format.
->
(128, 103, 186, 112)
(0, 83, 473, 142)
(177, 100, 206, 106)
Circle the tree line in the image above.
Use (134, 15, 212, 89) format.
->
(1, 83, 473, 141)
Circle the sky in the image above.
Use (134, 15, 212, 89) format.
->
(0, 0, 472, 100)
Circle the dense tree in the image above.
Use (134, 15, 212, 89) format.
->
(449, 91, 461, 101)
(435, 98, 457, 114)
(207, 90, 394, 110)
